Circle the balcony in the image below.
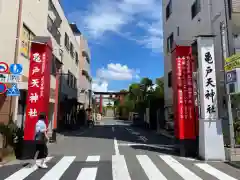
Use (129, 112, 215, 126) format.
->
(82, 50, 90, 63)
(82, 69, 92, 82)
(48, 0, 62, 28)
(231, 0, 240, 34)
(47, 16, 61, 45)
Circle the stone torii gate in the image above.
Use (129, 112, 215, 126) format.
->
(93, 91, 128, 114)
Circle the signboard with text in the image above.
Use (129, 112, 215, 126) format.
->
(197, 39, 218, 119)
(24, 40, 52, 141)
(172, 46, 196, 140)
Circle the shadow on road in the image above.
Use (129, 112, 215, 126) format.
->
(56, 121, 186, 157)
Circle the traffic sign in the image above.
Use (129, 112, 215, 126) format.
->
(9, 64, 23, 75)
(0, 74, 9, 83)
(226, 70, 237, 84)
(7, 74, 21, 83)
(0, 62, 9, 73)
(6, 84, 20, 96)
(0, 82, 7, 94)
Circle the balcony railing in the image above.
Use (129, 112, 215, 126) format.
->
(82, 50, 90, 63)
(47, 16, 61, 45)
(232, 0, 240, 13)
(82, 70, 92, 82)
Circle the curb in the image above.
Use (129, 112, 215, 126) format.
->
(228, 162, 240, 169)
(157, 130, 174, 139)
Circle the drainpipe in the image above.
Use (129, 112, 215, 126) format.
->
(9, 0, 23, 124)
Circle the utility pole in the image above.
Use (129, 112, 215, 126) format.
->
(10, 0, 23, 124)
(220, 1, 235, 151)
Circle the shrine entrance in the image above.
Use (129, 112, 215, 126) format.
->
(93, 91, 128, 118)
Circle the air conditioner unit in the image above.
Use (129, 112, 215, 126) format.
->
(226, 68, 240, 94)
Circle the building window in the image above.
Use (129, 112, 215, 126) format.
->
(191, 0, 201, 19)
(166, 0, 172, 20)
(47, 15, 61, 44)
(51, 56, 56, 76)
(64, 33, 69, 50)
(168, 71, 172, 87)
(75, 51, 78, 64)
(70, 42, 74, 57)
(67, 71, 76, 89)
(167, 33, 174, 52)
(20, 24, 35, 58)
(227, 0, 232, 20)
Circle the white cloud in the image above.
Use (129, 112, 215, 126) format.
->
(92, 79, 108, 92)
(67, 0, 163, 52)
(91, 63, 140, 92)
(97, 63, 139, 80)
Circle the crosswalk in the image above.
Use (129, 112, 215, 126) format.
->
(1, 154, 239, 180)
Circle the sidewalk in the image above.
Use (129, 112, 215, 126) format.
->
(156, 129, 174, 139)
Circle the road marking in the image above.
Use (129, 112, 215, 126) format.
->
(159, 155, 203, 180)
(114, 137, 120, 155)
(112, 155, 131, 180)
(139, 136, 148, 142)
(131, 131, 140, 135)
(125, 128, 132, 132)
(195, 163, 238, 180)
(86, 156, 100, 162)
(117, 143, 174, 150)
(75, 130, 87, 136)
(76, 167, 98, 180)
(4, 156, 53, 180)
(40, 156, 75, 180)
(118, 143, 175, 147)
(136, 155, 167, 180)
(112, 127, 115, 132)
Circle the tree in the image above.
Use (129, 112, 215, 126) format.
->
(140, 77, 153, 90)
(153, 78, 164, 99)
(129, 83, 141, 101)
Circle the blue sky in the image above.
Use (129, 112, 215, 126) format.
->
(61, 0, 164, 92)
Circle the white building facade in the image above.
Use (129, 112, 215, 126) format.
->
(162, 0, 240, 124)
(0, 0, 87, 131)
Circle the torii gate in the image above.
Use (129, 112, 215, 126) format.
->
(93, 91, 128, 114)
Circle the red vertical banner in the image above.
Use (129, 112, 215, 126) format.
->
(186, 56, 196, 138)
(172, 46, 197, 140)
(24, 42, 52, 140)
(175, 57, 184, 139)
(99, 95, 103, 114)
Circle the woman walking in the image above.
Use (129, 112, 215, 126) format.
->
(34, 112, 49, 168)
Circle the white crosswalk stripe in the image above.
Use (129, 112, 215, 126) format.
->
(2, 155, 239, 180)
(195, 163, 238, 180)
(86, 155, 100, 162)
(112, 155, 131, 180)
(4, 156, 53, 180)
(137, 155, 168, 180)
(40, 156, 75, 180)
(76, 167, 98, 180)
(159, 155, 203, 180)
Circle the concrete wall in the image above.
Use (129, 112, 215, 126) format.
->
(0, 0, 82, 125)
(51, 0, 80, 99)
(162, 0, 237, 120)
(75, 35, 92, 107)
(0, 0, 18, 65)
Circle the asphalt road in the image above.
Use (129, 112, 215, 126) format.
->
(1, 119, 240, 180)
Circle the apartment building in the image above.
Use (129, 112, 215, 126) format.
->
(0, 0, 83, 131)
(70, 24, 92, 109)
(162, 0, 240, 122)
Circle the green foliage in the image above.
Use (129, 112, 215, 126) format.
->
(0, 120, 23, 148)
(115, 77, 164, 118)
